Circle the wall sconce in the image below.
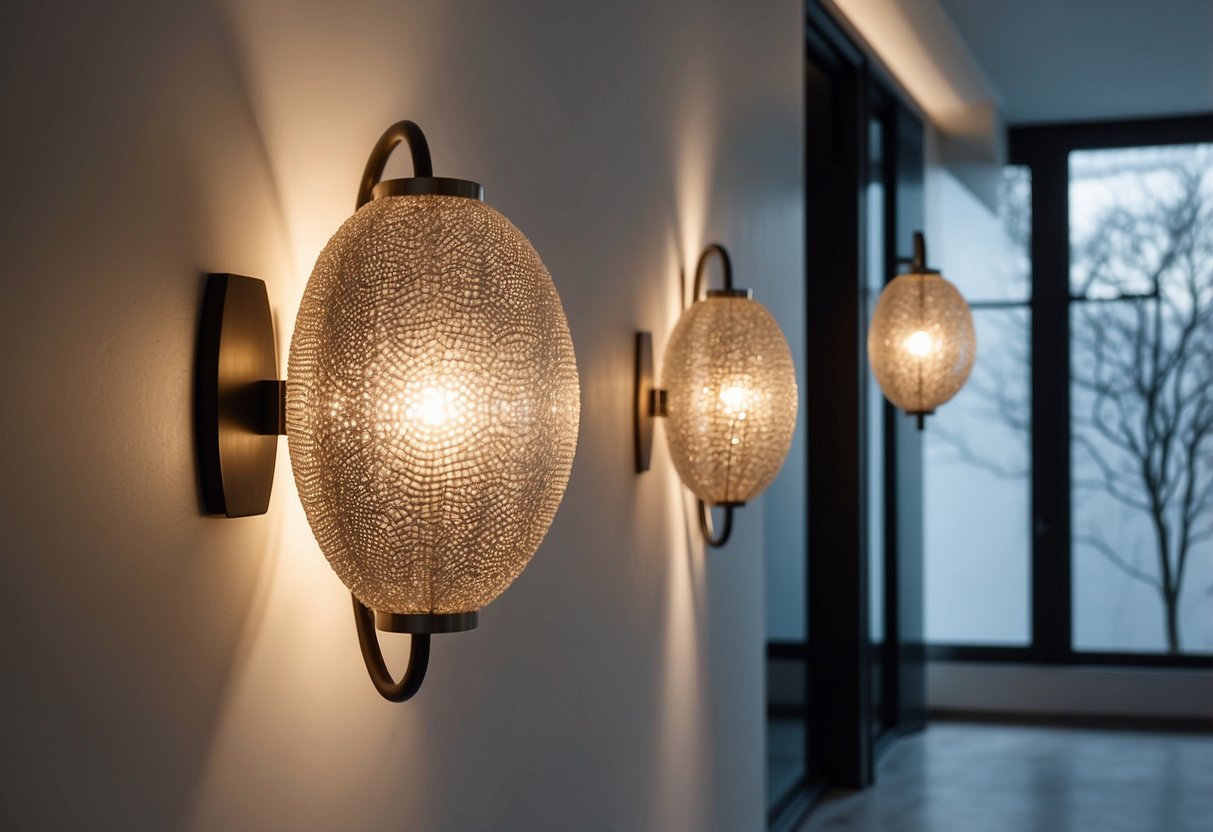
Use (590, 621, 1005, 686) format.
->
(196, 120, 581, 701)
(635, 244, 798, 546)
(867, 231, 975, 429)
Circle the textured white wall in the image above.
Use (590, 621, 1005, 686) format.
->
(0, 1, 803, 829)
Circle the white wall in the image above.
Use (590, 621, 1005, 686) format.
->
(0, 1, 804, 829)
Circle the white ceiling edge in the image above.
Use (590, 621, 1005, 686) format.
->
(827, 0, 1005, 210)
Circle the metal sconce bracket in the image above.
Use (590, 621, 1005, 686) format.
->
(353, 598, 431, 702)
(195, 273, 284, 518)
(693, 242, 750, 300)
(634, 331, 666, 473)
(698, 501, 743, 547)
(896, 230, 941, 276)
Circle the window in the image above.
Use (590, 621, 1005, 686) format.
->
(924, 167, 1032, 646)
(928, 116, 1213, 668)
(1069, 144, 1213, 655)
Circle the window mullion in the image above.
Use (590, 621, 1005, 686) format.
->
(1026, 150, 1073, 661)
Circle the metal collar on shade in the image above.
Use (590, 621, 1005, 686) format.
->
(357, 120, 484, 208)
(373, 610, 479, 634)
(372, 177, 484, 201)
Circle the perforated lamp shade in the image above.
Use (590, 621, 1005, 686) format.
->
(662, 295, 798, 504)
(286, 192, 580, 616)
(867, 268, 975, 416)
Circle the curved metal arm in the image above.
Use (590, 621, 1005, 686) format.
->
(692, 243, 735, 301)
(697, 500, 735, 547)
(912, 230, 926, 272)
(896, 230, 941, 275)
(356, 120, 434, 209)
(896, 232, 941, 274)
(352, 594, 431, 702)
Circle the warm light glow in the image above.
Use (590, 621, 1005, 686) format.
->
(663, 297, 797, 504)
(410, 385, 458, 428)
(831, 0, 998, 142)
(904, 329, 934, 357)
(719, 384, 751, 413)
(286, 193, 580, 616)
(867, 271, 975, 414)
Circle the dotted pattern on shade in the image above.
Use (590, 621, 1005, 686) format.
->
(286, 194, 580, 615)
(662, 297, 798, 504)
(867, 272, 976, 414)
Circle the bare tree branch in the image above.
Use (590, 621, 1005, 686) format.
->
(962, 150, 1213, 653)
(1074, 533, 1162, 591)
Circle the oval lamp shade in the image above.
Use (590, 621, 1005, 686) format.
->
(867, 270, 975, 416)
(286, 193, 580, 616)
(662, 296, 798, 504)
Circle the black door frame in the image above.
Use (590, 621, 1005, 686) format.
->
(802, 0, 927, 792)
(804, 2, 870, 790)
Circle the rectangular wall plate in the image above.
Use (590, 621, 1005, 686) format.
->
(195, 273, 283, 517)
(635, 331, 662, 473)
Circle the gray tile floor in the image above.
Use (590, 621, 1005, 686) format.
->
(802, 722, 1213, 832)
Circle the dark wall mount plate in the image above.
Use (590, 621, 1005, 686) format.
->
(634, 330, 669, 473)
(635, 331, 656, 472)
(195, 273, 284, 517)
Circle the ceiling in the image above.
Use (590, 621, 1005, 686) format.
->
(937, 0, 1213, 125)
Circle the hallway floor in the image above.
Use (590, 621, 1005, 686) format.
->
(801, 722, 1213, 832)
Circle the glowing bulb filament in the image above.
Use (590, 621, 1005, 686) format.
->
(904, 330, 934, 357)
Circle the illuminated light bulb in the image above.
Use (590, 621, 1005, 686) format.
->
(904, 330, 934, 357)
(719, 384, 751, 413)
(412, 385, 456, 427)
(866, 232, 975, 419)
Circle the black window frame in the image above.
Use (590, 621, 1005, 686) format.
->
(928, 113, 1213, 670)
